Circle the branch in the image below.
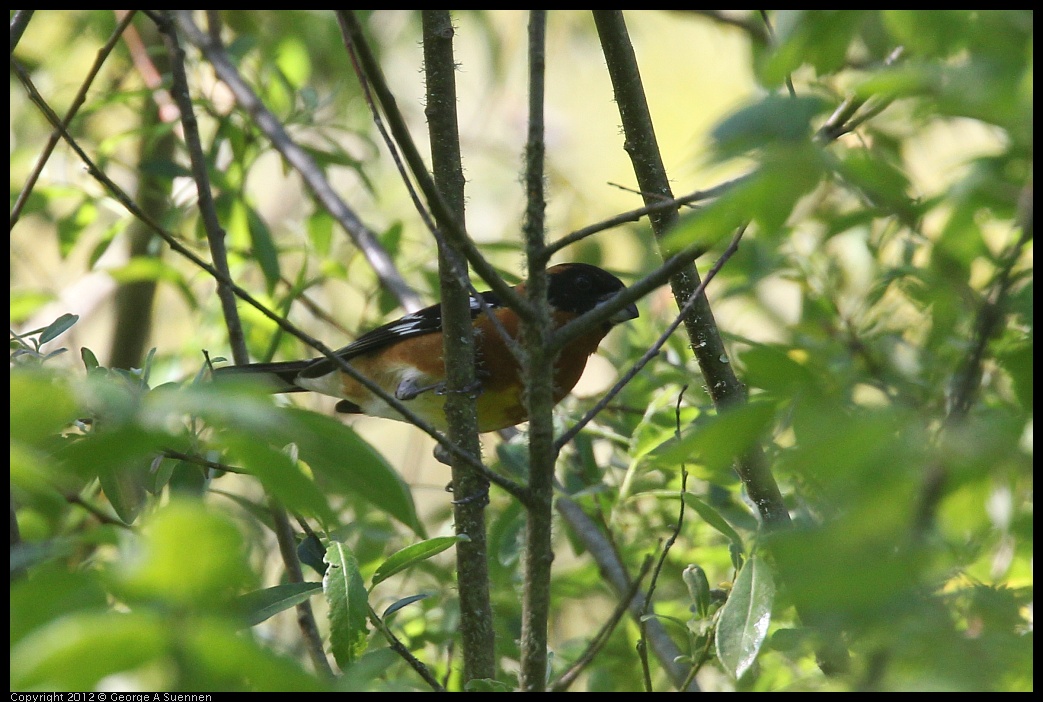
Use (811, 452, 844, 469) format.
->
(541, 175, 749, 261)
(592, 10, 790, 529)
(555, 228, 746, 450)
(9, 10, 34, 55)
(335, 11, 530, 318)
(336, 10, 522, 364)
(367, 605, 445, 691)
(157, 12, 247, 365)
(421, 9, 496, 683)
(550, 554, 655, 691)
(554, 497, 698, 690)
(10, 11, 137, 230)
(269, 500, 334, 677)
(171, 11, 422, 313)
(517, 11, 556, 692)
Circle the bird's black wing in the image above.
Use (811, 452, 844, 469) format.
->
(297, 289, 501, 379)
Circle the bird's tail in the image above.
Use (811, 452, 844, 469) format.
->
(212, 360, 313, 394)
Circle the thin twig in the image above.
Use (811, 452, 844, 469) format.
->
(758, 11, 795, 98)
(157, 12, 247, 364)
(367, 605, 446, 691)
(10, 11, 137, 229)
(9, 10, 34, 55)
(334, 11, 529, 318)
(541, 175, 750, 260)
(917, 185, 1033, 533)
(270, 501, 334, 677)
(65, 492, 133, 529)
(639, 386, 691, 691)
(554, 496, 698, 689)
(336, 10, 520, 360)
(550, 554, 655, 691)
(555, 227, 747, 450)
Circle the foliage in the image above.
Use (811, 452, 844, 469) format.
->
(10, 10, 1032, 692)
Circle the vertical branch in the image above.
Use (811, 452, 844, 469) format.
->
(158, 12, 246, 363)
(590, 10, 789, 529)
(336, 11, 526, 313)
(159, 12, 331, 676)
(421, 10, 496, 683)
(518, 10, 556, 693)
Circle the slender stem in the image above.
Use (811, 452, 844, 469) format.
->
(421, 9, 496, 683)
(335, 11, 529, 318)
(157, 13, 247, 365)
(270, 501, 334, 677)
(518, 10, 555, 692)
(11, 11, 136, 230)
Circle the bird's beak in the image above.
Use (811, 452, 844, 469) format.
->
(601, 293, 639, 324)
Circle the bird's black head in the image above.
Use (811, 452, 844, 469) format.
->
(545, 263, 639, 324)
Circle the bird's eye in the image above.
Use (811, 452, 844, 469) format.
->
(575, 275, 591, 291)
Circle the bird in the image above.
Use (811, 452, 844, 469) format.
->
(215, 263, 639, 432)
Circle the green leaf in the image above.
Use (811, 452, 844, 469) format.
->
(10, 371, 80, 447)
(307, 210, 334, 256)
(157, 382, 423, 534)
(760, 11, 868, 85)
(179, 616, 326, 690)
(38, 313, 79, 344)
(681, 493, 745, 552)
(837, 150, 918, 224)
(246, 204, 281, 293)
(648, 401, 777, 479)
(10, 567, 108, 646)
(324, 541, 370, 668)
(9, 290, 55, 323)
(738, 344, 817, 397)
(115, 500, 255, 607)
(715, 553, 775, 679)
(80, 346, 101, 372)
(237, 581, 324, 627)
(882, 10, 974, 58)
(277, 409, 424, 536)
(683, 564, 712, 619)
(96, 455, 148, 524)
(105, 257, 186, 286)
(217, 433, 337, 526)
(10, 611, 166, 691)
(274, 36, 312, 88)
(371, 535, 467, 586)
(382, 593, 430, 619)
(711, 94, 827, 157)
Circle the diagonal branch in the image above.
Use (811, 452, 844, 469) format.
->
(335, 11, 530, 319)
(172, 11, 422, 313)
(592, 10, 789, 529)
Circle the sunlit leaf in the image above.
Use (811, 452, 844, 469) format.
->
(324, 541, 369, 668)
(237, 582, 323, 627)
(716, 553, 775, 679)
(371, 535, 467, 586)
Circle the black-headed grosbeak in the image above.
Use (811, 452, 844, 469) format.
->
(217, 263, 639, 432)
